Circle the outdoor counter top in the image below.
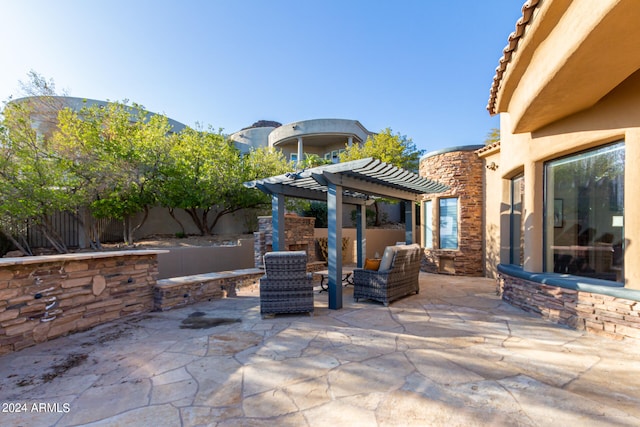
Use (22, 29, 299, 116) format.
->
(0, 249, 170, 267)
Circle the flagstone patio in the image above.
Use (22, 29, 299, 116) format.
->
(1, 273, 639, 426)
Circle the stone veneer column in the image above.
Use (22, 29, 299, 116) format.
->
(419, 146, 485, 276)
(254, 215, 317, 266)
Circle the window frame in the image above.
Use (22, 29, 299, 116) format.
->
(438, 197, 459, 250)
(510, 174, 524, 266)
(422, 199, 433, 249)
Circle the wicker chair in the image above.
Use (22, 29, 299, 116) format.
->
(260, 251, 314, 318)
(353, 244, 421, 306)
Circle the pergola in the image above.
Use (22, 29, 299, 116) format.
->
(244, 157, 448, 309)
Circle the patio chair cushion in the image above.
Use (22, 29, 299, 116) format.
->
(378, 245, 397, 272)
(353, 244, 421, 306)
(364, 258, 381, 271)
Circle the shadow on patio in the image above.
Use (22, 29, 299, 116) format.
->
(1, 272, 639, 426)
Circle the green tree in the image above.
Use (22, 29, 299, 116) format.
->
(158, 129, 289, 235)
(299, 153, 331, 169)
(340, 128, 425, 225)
(340, 127, 424, 172)
(485, 128, 500, 144)
(0, 97, 80, 254)
(239, 145, 291, 223)
(53, 100, 173, 245)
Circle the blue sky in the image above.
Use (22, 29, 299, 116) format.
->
(0, 1, 524, 154)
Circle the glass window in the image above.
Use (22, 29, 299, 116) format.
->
(423, 200, 433, 249)
(439, 198, 458, 249)
(544, 142, 624, 282)
(331, 150, 339, 163)
(510, 175, 524, 265)
(290, 153, 298, 163)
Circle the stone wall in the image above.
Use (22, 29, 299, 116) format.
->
(419, 147, 484, 276)
(154, 269, 264, 311)
(498, 273, 640, 340)
(0, 251, 164, 354)
(254, 215, 317, 267)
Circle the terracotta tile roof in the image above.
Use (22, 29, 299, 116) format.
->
(487, 0, 541, 115)
(475, 140, 501, 155)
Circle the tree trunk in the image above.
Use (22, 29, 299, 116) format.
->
(1, 230, 33, 256)
(39, 216, 68, 253)
(124, 207, 149, 245)
(168, 208, 186, 236)
(184, 208, 209, 235)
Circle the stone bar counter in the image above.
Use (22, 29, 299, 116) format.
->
(0, 250, 167, 354)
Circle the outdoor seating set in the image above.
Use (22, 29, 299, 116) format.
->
(259, 243, 421, 317)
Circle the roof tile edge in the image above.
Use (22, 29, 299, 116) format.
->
(486, 0, 541, 116)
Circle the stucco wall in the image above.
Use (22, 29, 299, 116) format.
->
(495, 1, 640, 133)
(313, 228, 406, 264)
(135, 206, 254, 239)
(497, 69, 640, 289)
(478, 145, 504, 279)
(156, 238, 255, 279)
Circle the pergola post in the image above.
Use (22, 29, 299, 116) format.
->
(271, 194, 285, 251)
(356, 204, 366, 267)
(327, 182, 343, 309)
(405, 201, 415, 244)
(245, 158, 449, 311)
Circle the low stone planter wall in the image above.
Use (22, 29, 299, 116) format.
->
(0, 250, 166, 354)
(498, 271, 640, 340)
(154, 268, 264, 311)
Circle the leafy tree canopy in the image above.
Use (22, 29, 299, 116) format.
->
(485, 128, 500, 145)
(339, 127, 424, 172)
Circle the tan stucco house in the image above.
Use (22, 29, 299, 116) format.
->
(480, 0, 640, 339)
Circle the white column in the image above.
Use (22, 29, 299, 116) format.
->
(297, 137, 303, 167)
(348, 136, 353, 147)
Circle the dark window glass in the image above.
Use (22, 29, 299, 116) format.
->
(545, 142, 624, 282)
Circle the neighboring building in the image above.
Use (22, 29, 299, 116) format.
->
(230, 118, 399, 227)
(230, 118, 373, 164)
(484, 0, 640, 339)
(419, 145, 484, 276)
(10, 96, 187, 137)
(229, 120, 282, 154)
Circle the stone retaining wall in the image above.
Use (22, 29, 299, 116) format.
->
(498, 273, 640, 340)
(154, 269, 264, 311)
(0, 251, 165, 354)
